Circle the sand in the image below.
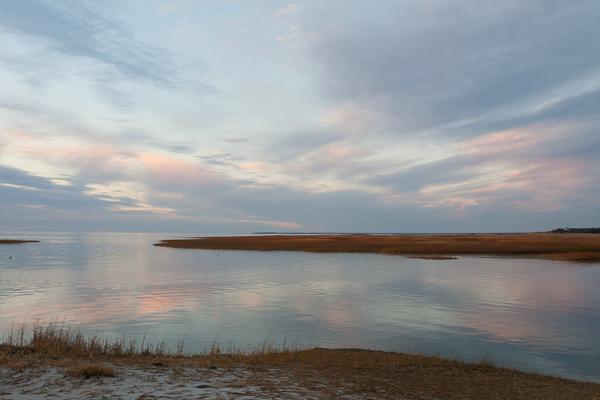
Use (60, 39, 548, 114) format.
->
(0, 364, 359, 400)
(2, 348, 600, 400)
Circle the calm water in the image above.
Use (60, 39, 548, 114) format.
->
(1, 232, 599, 382)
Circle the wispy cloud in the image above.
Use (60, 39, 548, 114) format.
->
(1, 0, 171, 85)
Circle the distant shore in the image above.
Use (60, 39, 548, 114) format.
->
(0, 239, 39, 244)
(154, 233, 600, 262)
(2, 325, 599, 399)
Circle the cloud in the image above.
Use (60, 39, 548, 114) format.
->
(370, 123, 600, 212)
(197, 153, 246, 167)
(0, 165, 121, 217)
(267, 129, 343, 160)
(1, 1, 599, 233)
(0, 0, 216, 124)
(298, 0, 600, 136)
(277, 3, 301, 17)
(220, 137, 251, 144)
(0, 0, 171, 85)
(0, 165, 55, 191)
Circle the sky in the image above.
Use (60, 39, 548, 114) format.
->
(1, 0, 599, 233)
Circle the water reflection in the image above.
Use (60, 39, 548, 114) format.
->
(1, 232, 599, 382)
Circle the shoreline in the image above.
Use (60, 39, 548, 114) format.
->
(154, 233, 600, 262)
(3, 323, 599, 399)
(3, 347, 600, 399)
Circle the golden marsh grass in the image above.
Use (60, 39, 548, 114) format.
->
(154, 233, 600, 262)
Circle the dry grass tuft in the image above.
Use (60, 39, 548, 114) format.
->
(0, 323, 293, 366)
(65, 363, 115, 379)
(2, 322, 168, 358)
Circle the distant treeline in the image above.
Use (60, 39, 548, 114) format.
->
(550, 228, 600, 234)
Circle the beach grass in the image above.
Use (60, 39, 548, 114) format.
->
(2, 323, 600, 399)
(1, 323, 294, 365)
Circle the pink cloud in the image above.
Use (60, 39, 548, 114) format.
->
(139, 152, 215, 186)
(415, 124, 597, 212)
